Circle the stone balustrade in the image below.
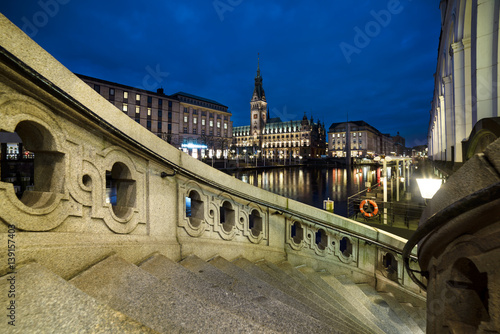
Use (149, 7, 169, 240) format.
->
(0, 13, 424, 305)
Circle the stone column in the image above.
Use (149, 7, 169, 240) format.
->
(476, 0, 497, 120)
(452, 41, 466, 163)
(462, 38, 474, 137)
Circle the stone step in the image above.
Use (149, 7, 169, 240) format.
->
(180, 254, 344, 333)
(139, 253, 280, 333)
(319, 274, 408, 334)
(273, 261, 379, 334)
(400, 302, 427, 332)
(319, 272, 394, 334)
(377, 291, 425, 334)
(70, 254, 264, 333)
(334, 276, 413, 334)
(214, 256, 370, 334)
(296, 266, 387, 334)
(245, 259, 374, 334)
(0, 263, 159, 334)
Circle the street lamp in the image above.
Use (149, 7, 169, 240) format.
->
(416, 178, 442, 200)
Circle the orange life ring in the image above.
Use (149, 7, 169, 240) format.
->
(359, 199, 379, 218)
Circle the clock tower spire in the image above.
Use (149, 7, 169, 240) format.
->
(250, 54, 267, 140)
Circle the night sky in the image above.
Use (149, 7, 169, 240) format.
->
(0, 1, 441, 147)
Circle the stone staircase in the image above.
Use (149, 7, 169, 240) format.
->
(0, 254, 426, 333)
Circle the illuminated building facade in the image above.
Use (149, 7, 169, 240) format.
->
(77, 75, 232, 159)
(171, 92, 232, 159)
(232, 64, 327, 159)
(328, 121, 400, 157)
(428, 0, 500, 166)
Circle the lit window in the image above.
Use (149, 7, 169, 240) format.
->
(147, 108, 151, 116)
(193, 117, 197, 124)
(217, 121, 221, 128)
(202, 119, 206, 126)
(353, 133, 356, 136)
(124, 91, 128, 99)
(122, 103, 128, 112)
(224, 123, 227, 129)
(210, 120, 213, 127)
(184, 116, 188, 122)
(136, 94, 140, 101)
(136, 106, 140, 114)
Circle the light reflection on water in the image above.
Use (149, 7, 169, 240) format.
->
(228, 166, 382, 217)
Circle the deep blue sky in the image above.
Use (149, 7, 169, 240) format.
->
(0, 1, 441, 147)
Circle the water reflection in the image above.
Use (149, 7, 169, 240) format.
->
(228, 166, 381, 217)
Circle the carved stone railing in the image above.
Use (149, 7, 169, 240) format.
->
(0, 14, 424, 301)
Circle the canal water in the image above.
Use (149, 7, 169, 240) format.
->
(227, 165, 382, 217)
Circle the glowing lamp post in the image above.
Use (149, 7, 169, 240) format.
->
(416, 178, 442, 200)
(374, 155, 390, 224)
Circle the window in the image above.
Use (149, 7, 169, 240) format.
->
(158, 122, 162, 130)
(209, 120, 213, 127)
(158, 110, 162, 118)
(122, 103, 128, 112)
(253, 114, 258, 119)
(353, 133, 356, 136)
(184, 116, 188, 123)
(193, 117, 197, 124)
(135, 106, 140, 114)
(147, 120, 151, 129)
(224, 123, 227, 129)
(209, 129, 213, 135)
(106, 162, 136, 219)
(94, 84, 100, 93)
(186, 190, 204, 227)
(136, 94, 141, 101)
(184, 107, 188, 113)
(167, 123, 172, 131)
(202, 119, 206, 126)
(123, 91, 128, 99)
(109, 88, 115, 96)
(193, 109, 197, 115)
(193, 129, 197, 134)
(168, 111, 172, 120)
(147, 96, 152, 104)
(147, 108, 151, 116)
(168, 101, 172, 108)
(201, 129, 205, 135)
(183, 127, 188, 134)
(217, 121, 221, 128)
(158, 99, 163, 108)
